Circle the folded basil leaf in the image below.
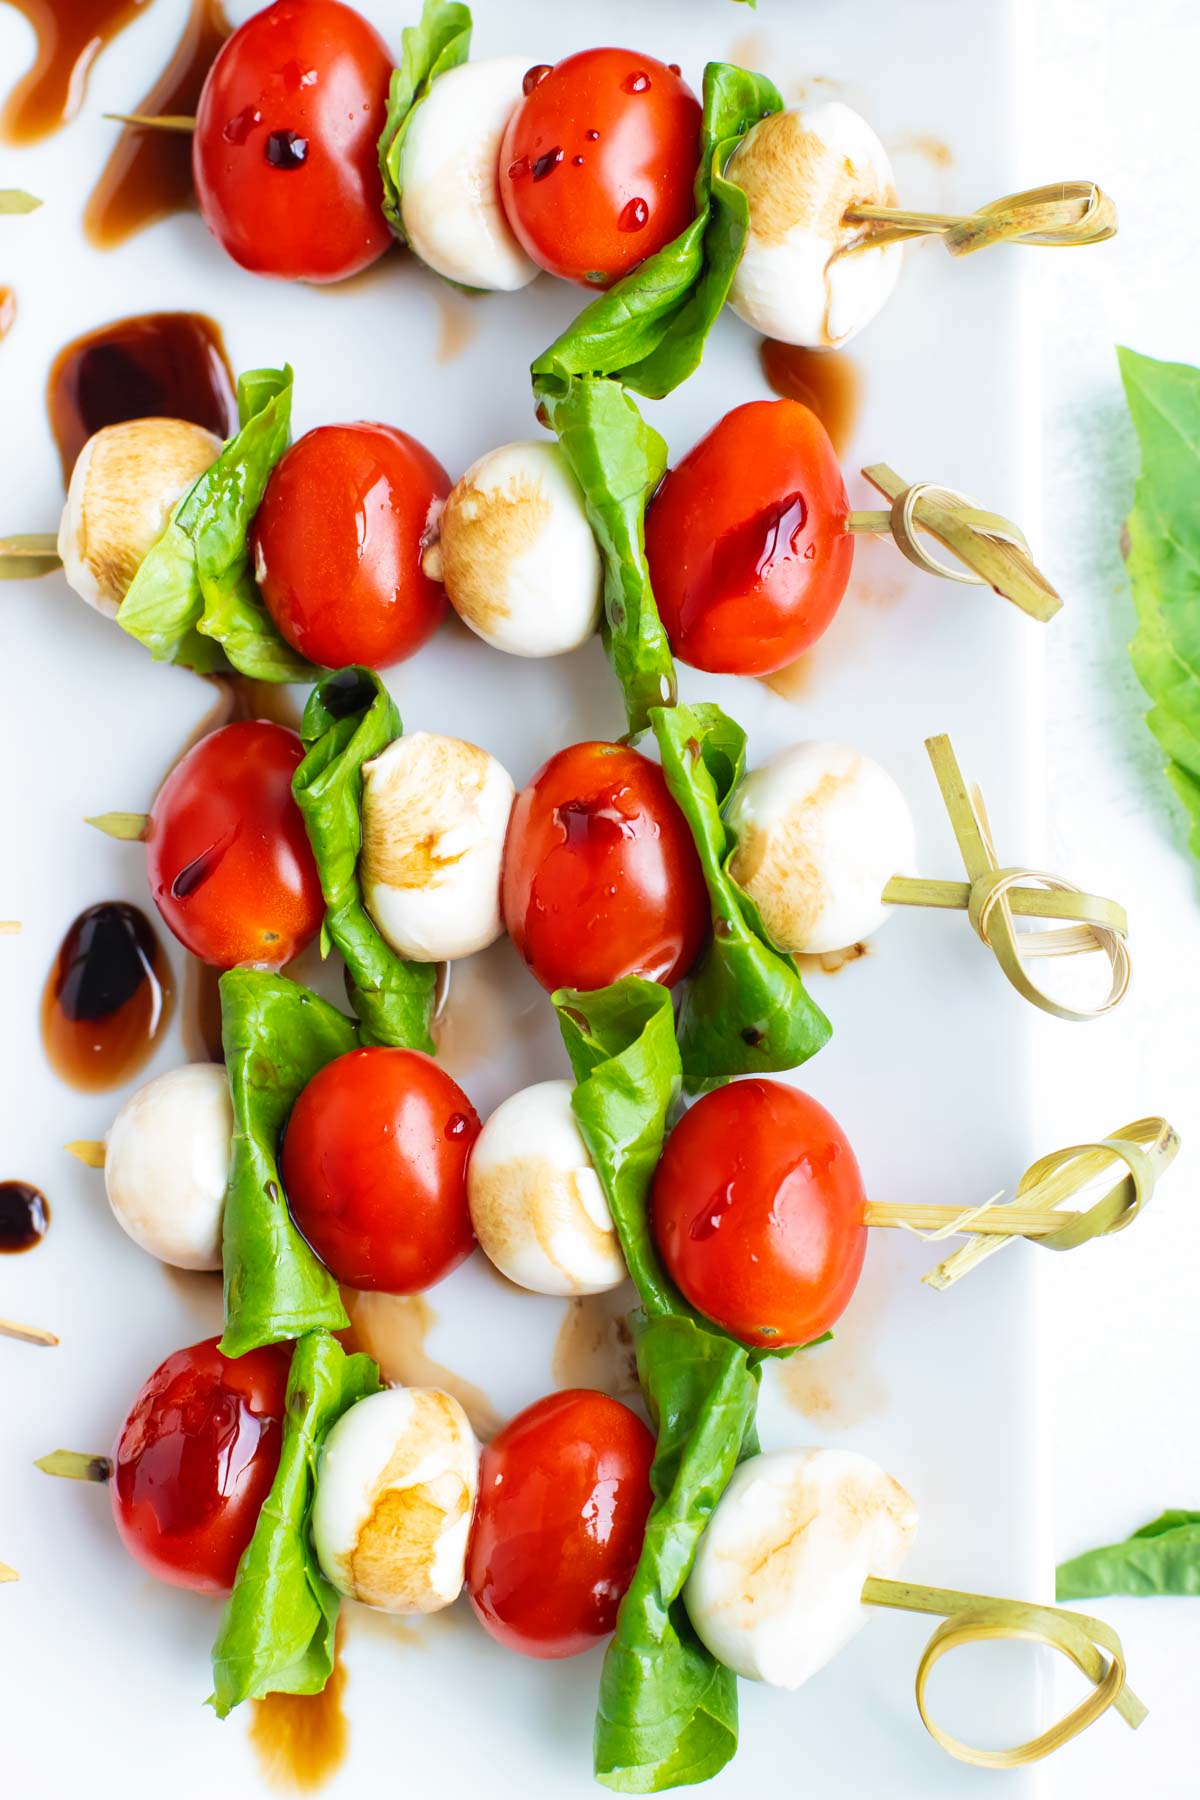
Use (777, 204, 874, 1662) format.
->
(531, 62, 782, 403)
(377, 0, 472, 239)
(210, 1331, 381, 1716)
(537, 376, 676, 738)
(1056, 1511, 1200, 1601)
(117, 366, 314, 682)
(219, 970, 355, 1357)
(650, 700, 831, 1091)
(294, 667, 437, 1052)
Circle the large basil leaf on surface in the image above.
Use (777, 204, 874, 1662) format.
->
(219, 970, 355, 1357)
(210, 1331, 381, 1716)
(649, 701, 831, 1091)
(1119, 347, 1200, 859)
(293, 667, 437, 1052)
(531, 62, 783, 401)
(1057, 1511, 1200, 1600)
(536, 376, 676, 738)
(377, 0, 472, 238)
(117, 366, 313, 681)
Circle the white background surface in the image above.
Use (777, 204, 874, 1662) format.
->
(0, 0, 1195, 1796)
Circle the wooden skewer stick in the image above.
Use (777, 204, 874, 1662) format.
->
(0, 921, 21, 934)
(0, 1561, 18, 1582)
(103, 113, 197, 132)
(65, 1139, 107, 1169)
(85, 813, 150, 842)
(0, 533, 62, 580)
(844, 181, 1117, 256)
(1, 1318, 59, 1347)
(861, 1575, 1144, 1767)
(35, 1451, 112, 1482)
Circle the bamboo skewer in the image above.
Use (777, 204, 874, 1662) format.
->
(844, 181, 1117, 256)
(103, 113, 197, 132)
(65, 1139, 107, 1169)
(0, 1562, 18, 1582)
(0, 1318, 58, 1347)
(0, 533, 61, 579)
(35, 1451, 112, 1483)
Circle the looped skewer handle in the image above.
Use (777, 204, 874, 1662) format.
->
(883, 734, 1130, 1021)
(844, 181, 1117, 256)
(860, 1576, 1144, 1767)
(845, 465, 1062, 623)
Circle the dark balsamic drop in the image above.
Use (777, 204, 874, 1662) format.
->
(319, 667, 378, 720)
(264, 129, 308, 169)
(0, 1182, 50, 1254)
(46, 312, 236, 482)
(41, 903, 175, 1093)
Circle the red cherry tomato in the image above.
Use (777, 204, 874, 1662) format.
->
(651, 1080, 867, 1348)
(281, 1046, 478, 1292)
(466, 1388, 655, 1658)
(252, 423, 450, 669)
(111, 1336, 290, 1594)
(193, 0, 392, 283)
(146, 720, 323, 970)
(644, 400, 854, 675)
(499, 49, 701, 288)
(501, 740, 709, 994)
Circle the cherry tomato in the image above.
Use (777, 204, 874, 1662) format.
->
(281, 1046, 478, 1292)
(466, 1388, 654, 1658)
(651, 1080, 867, 1348)
(111, 1336, 290, 1594)
(252, 423, 450, 669)
(146, 720, 323, 970)
(501, 740, 709, 994)
(193, 0, 392, 283)
(644, 400, 855, 675)
(499, 49, 701, 288)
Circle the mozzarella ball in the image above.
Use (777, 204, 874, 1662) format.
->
(685, 1447, 917, 1688)
(360, 731, 515, 961)
(103, 1063, 232, 1270)
(399, 58, 538, 291)
(430, 441, 602, 657)
(468, 1080, 626, 1296)
(725, 102, 905, 349)
(726, 741, 916, 955)
(312, 1386, 479, 1612)
(57, 418, 222, 617)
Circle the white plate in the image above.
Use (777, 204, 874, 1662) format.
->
(0, 1, 1059, 1794)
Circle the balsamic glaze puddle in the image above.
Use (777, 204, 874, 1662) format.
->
(0, 1182, 50, 1253)
(41, 902, 174, 1092)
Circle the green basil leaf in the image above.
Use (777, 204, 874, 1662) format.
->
(1118, 346, 1200, 859)
(1056, 1511, 1200, 1600)
(649, 701, 831, 1091)
(531, 62, 782, 402)
(377, 0, 472, 239)
(293, 667, 437, 1051)
(595, 1313, 759, 1793)
(210, 1331, 381, 1716)
(117, 366, 313, 681)
(219, 970, 355, 1357)
(537, 376, 676, 738)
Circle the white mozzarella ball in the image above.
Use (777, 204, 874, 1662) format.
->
(398, 58, 538, 291)
(360, 731, 515, 961)
(725, 102, 905, 349)
(57, 418, 222, 617)
(726, 740, 916, 955)
(685, 1447, 918, 1689)
(312, 1386, 479, 1613)
(103, 1063, 232, 1270)
(431, 441, 602, 657)
(468, 1080, 626, 1296)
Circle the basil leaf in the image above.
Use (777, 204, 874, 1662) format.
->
(210, 1331, 381, 1716)
(1056, 1511, 1200, 1600)
(377, 0, 472, 239)
(649, 701, 831, 1091)
(531, 62, 782, 402)
(117, 366, 314, 682)
(537, 376, 676, 738)
(219, 970, 354, 1357)
(595, 1314, 759, 1793)
(293, 667, 437, 1052)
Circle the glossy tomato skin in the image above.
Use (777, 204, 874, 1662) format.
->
(644, 400, 855, 676)
(502, 741, 709, 994)
(253, 423, 450, 670)
(281, 1046, 479, 1292)
(466, 1389, 655, 1658)
(193, 0, 392, 282)
(499, 49, 701, 288)
(652, 1080, 867, 1348)
(146, 720, 323, 970)
(111, 1336, 290, 1594)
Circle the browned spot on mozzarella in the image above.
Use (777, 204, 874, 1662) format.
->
(439, 468, 553, 634)
(361, 735, 492, 889)
(729, 764, 861, 950)
(469, 1154, 616, 1288)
